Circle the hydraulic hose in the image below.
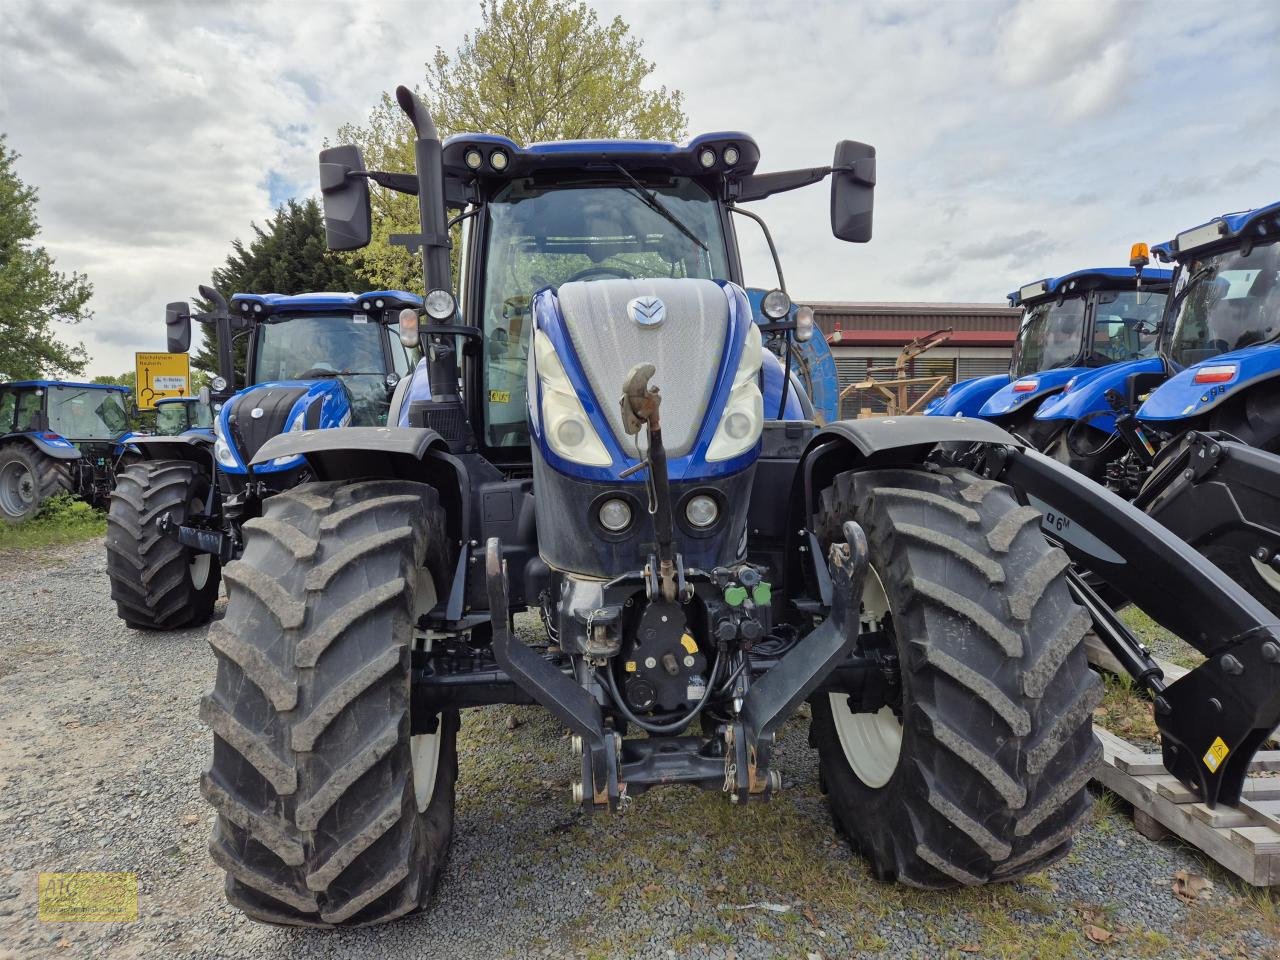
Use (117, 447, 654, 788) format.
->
(599, 653, 722, 735)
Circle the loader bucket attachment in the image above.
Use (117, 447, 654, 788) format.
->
(989, 445, 1280, 807)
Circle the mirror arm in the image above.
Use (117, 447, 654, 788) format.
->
(362, 170, 421, 195)
(729, 206, 786, 293)
(734, 166, 832, 203)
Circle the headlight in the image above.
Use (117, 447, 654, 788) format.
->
(761, 289, 791, 320)
(597, 498, 632, 532)
(212, 417, 238, 469)
(464, 147, 483, 170)
(706, 324, 763, 462)
(722, 145, 740, 166)
(698, 147, 717, 169)
(685, 494, 719, 527)
(423, 290, 455, 322)
(534, 330, 611, 466)
(210, 376, 228, 393)
(794, 305, 814, 342)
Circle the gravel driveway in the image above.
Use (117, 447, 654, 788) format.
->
(0, 540, 1275, 959)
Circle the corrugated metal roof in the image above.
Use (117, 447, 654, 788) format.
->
(804, 300, 1021, 339)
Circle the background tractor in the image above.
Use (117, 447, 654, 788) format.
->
(152, 393, 215, 438)
(194, 87, 1280, 929)
(0, 379, 133, 522)
(104, 287, 421, 629)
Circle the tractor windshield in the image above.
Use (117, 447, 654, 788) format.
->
(1165, 239, 1280, 367)
(253, 314, 392, 425)
(156, 399, 212, 434)
(47, 387, 129, 440)
(1087, 288, 1166, 363)
(1010, 296, 1087, 378)
(480, 177, 730, 446)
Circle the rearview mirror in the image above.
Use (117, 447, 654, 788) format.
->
(165, 301, 192, 353)
(319, 145, 372, 251)
(830, 140, 876, 243)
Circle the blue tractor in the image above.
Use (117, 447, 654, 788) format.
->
(1067, 201, 1280, 614)
(103, 288, 421, 629)
(193, 87, 1280, 927)
(0, 380, 133, 522)
(927, 266, 1171, 470)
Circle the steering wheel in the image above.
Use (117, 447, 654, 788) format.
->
(299, 366, 339, 378)
(565, 265, 634, 283)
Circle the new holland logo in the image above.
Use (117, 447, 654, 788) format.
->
(627, 295, 666, 327)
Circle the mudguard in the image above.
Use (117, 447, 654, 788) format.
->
(1138, 343, 1280, 422)
(924, 373, 1009, 418)
(978, 366, 1081, 418)
(10, 431, 82, 460)
(787, 336, 839, 424)
(1034, 356, 1165, 434)
(126, 435, 215, 466)
(251, 425, 448, 478)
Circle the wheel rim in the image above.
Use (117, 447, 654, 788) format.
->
(187, 494, 212, 589)
(829, 565, 903, 788)
(0, 460, 36, 517)
(410, 567, 442, 812)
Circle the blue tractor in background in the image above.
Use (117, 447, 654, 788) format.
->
(1063, 201, 1280, 614)
(189, 87, 1280, 928)
(103, 287, 421, 629)
(927, 266, 1171, 473)
(0, 380, 133, 522)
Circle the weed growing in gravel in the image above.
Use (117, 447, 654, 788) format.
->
(1095, 671, 1160, 744)
(0, 494, 106, 552)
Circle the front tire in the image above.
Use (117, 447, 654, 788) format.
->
(811, 465, 1100, 886)
(105, 460, 221, 629)
(200, 479, 458, 927)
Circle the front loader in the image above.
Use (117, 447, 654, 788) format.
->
(197, 87, 1280, 928)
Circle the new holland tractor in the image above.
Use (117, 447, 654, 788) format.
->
(194, 87, 1280, 928)
(104, 287, 421, 630)
(926, 265, 1171, 474)
(0, 379, 133, 522)
(1047, 201, 1280, 614)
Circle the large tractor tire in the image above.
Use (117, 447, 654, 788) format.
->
(0, 442, 74, 523)
(106, 460, 221, 629)
(811, 465, 1101, 886)
(200, 479, 458, 927)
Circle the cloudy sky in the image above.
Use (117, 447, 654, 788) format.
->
(1, 0, 1277, 377)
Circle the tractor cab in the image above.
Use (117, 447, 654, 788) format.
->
(0, 380, 132, 520)
(973, 267, 1170, 441)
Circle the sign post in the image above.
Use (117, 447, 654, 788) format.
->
(134, 352, 191, 410)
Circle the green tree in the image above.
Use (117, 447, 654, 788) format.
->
(91, 371, 135, 390)
(0, 135, 91, 380)
(191, 198, 370, 383)
(337, 0, 687, 291)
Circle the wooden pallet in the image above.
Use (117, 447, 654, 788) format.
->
(1093, 726, 1280, 885)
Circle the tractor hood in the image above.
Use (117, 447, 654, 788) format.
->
(925, 374, 1010, 418)
(978, 367, 1082, 419)
(215, 379, 353, 474)
(528, 278, 761, 483)
(1033, 356, 1165, 434)
(1138, 343, 1280, 423)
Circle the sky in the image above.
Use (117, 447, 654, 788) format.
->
(1, 0, 1277, 377)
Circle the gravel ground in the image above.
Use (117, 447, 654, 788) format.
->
(0, 539, 1277, 959)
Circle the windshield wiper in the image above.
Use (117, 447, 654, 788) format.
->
(1169, 263, 1218, 313)
(610, 162, 707, 252)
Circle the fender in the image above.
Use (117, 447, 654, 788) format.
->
(978, 367, 1082, 418)
(126, 435, 216, 467)
(9, 431, 82, 460)
(1034, 356, 1166, 434)
(924, 373, 1010, 418)
(787, 336, 839, 424)
(1139, 343, 1280, 422)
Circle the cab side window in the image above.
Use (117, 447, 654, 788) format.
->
(14, 391, 42, 432)
(0, 390, 15, 433)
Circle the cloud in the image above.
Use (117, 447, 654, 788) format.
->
(1, 0, 1277, 375)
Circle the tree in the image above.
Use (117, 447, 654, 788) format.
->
(337, 0, 687, 291)
(191, 198, 371, 383)
(0, 135, 91, 380)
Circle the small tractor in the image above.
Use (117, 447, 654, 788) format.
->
(0, 379, 133, 522)
(927, 265, 1171, 473)
(1042, 202, 1280, 613)
(104, 287, 421, 629)
(192, 87, 1280, 927)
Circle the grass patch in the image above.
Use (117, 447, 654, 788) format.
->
(1094, 671, 1159, 744)
(0, 494, 106, 552)
(1118, 606, 1206, 671)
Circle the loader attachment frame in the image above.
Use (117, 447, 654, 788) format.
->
(985, 443, 1280, 808)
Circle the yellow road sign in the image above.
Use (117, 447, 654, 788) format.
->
(134, 352, 190, 410)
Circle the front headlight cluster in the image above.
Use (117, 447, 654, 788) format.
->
(212, 416, 238, 469)
(706, 324, 764, 461)
(534, 329, 611, 466)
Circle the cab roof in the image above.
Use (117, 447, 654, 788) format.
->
(230, 290, 422, 318)
(1008, 266, 1173, 306)
(1153, 199, 1280, 261)
(440, 132, 761, 182)
(3, 379, 130, 393)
